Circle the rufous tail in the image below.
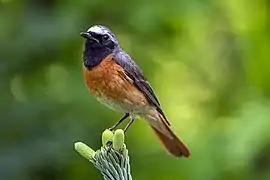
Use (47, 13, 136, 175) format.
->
(148, 113, 190, 158)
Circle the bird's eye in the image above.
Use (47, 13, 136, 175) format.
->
(102, 34, 109, 41)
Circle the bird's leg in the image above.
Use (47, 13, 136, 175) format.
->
(106, 115, 135, 153)
(109, 113, 129, 131)
(106, 113, 129, 149)
(124, 115, 135, 133)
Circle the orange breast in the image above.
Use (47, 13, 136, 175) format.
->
(83, 54, 149, 112)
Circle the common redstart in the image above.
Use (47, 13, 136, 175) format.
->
(80, 25, 190, 158)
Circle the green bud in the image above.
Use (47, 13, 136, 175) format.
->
(102, 129, 114, 146)
(74, 142, 96, 160)
(113, 129, 125, 150)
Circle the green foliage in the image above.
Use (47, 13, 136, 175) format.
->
(0, 0, 270, 180)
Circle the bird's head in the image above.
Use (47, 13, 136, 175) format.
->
(80, 25, 119, 51)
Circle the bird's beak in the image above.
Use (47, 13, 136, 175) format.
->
(80, 32, 91, 39)
(80, 32, 99, 42)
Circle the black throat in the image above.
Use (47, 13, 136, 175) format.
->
(83, 40, 112, 70)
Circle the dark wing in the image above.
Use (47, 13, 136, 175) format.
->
(113, 49, 170, 125)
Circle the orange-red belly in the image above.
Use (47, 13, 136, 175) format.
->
(83, 54, 149, 113)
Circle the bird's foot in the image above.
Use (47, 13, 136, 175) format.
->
(106, 141, 113, 153)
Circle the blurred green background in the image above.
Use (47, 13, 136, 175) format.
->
(1, 0, 270, 179)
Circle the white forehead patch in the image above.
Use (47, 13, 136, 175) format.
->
(87, 26, 103, 34)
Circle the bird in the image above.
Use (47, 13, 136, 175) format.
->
(80, 25, 190, 158)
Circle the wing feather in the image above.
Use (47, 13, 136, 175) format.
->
(113, 50, 170, 125)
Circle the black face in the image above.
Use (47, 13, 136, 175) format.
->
(81, 25, 119, 69)
(80, 31, 115, 50)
